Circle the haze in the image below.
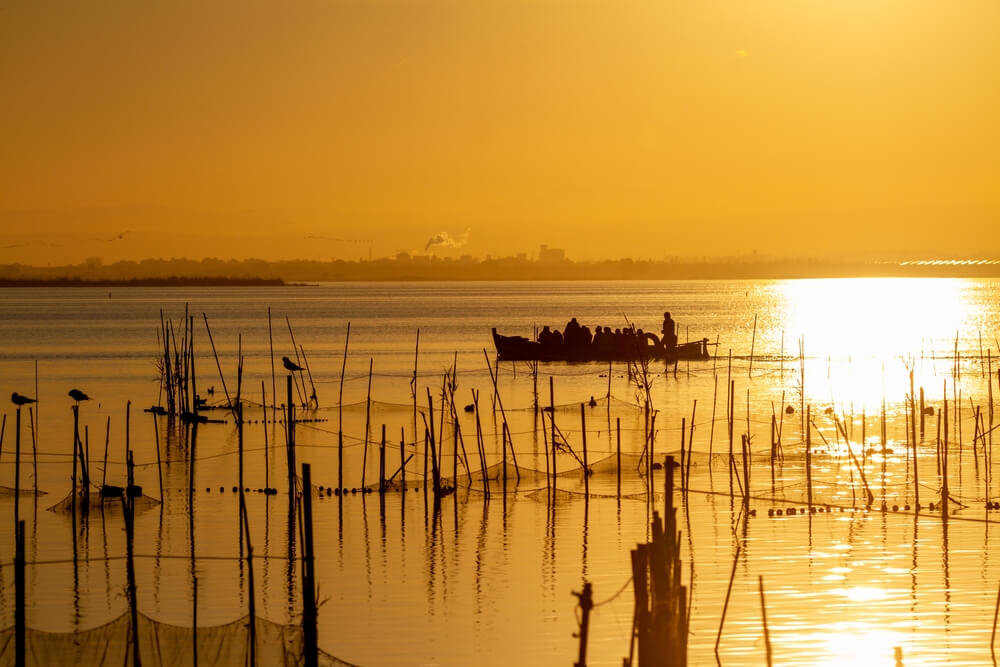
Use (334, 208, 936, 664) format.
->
(1, 1, 997, 265)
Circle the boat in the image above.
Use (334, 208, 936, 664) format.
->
(492, 327, 711, 362)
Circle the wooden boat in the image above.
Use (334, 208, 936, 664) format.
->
(492, 327, 710, 362)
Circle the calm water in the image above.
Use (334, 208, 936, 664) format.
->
(1, 279, 1000, 665)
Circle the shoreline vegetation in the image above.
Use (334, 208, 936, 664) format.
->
(1, 256, 999, 285)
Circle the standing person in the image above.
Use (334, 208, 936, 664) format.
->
(661, 312, 677, 351)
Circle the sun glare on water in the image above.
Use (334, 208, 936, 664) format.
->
(776, 278, 978, 411)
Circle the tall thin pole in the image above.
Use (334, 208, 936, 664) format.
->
(15, 519, 25, 667)
(338, 323, 350, 493)
(301, 463, 318, 667)
(581, 403, 589, 497)
(550, 376, 557, 493)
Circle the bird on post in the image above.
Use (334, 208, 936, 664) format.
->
(282, 356, 305, 372)
(11, 392, 36, 406)
(68, 389, 91, 403)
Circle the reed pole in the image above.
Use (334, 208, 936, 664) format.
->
(301, 463, 318, 667)
(550, 376, 557, 494)
(759, 576, 773, 667)
(400, 427, 407, 492)
(15, 519, 25, 667)
(338, 323, 350, 493)
(380, 424, 387, 492)
(686, 401, 697, 489)
(910, 370, 919, 509)
(261, 382, 269, 491)
(153, 412, 163, 501)
(240, 498, 257, 667)
(361, 358, 373, 489)
(15, 407, 21, 524)
(483, 349, 519, 477)
(201, 314, 234, 416)
(125, 452, 141, 667)
(942, 380, 949, 519)
(72, 405, 79, 518)
(616, 418, 621, 499)
(805, 406, 813, 510)
(580, 403, 589, 497)
(268, 307, 277, 420)
(286, 376, 296, 500)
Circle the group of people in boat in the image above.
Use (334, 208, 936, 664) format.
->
(535, 312, 679, 358)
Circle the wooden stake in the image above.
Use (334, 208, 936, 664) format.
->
(301, 463, 318, 667)
(125, 452, 141, 667)
(15, 519, 25, 667)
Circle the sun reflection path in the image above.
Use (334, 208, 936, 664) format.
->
(774, 278, 986, 414)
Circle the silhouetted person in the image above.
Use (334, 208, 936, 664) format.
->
(11, 392, 35, 406)
(564, 318, 581, 346)
(661, 312, 677, 351)
(282, 356, 305, 372)
(68, 389, 91, 403)
(588, 395, 597, 408)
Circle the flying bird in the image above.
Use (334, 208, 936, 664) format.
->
(282, 356, 305, 372)
(11, 392, 36, 406)
(68, 389, 91, 402)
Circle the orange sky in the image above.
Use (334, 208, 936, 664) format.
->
(1, 1, 997, 264)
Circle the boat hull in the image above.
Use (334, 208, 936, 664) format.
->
(491, 328, 710, 362)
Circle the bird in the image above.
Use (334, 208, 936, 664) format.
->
(68, 388, 91, 403)
(282, 356, 305, 372)
(11, 392, 36, 406)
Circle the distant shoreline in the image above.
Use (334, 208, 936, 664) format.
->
(0, 277, 287, 287)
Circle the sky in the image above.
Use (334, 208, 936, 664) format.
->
(1, 1, 997, 264)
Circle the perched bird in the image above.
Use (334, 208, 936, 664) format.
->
(282, 356, 305, 372)
(68, 388, 91, 403)
(11, 392, 36, 406)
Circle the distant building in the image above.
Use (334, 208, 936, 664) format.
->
(538, 245, 566, 262)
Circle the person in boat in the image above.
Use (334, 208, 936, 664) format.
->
(591, 326, 604, 353)
(564, 318, 581, 343)
(662, 312, 677, 351)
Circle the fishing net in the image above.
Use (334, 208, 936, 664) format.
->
(0, 612, 355, 667)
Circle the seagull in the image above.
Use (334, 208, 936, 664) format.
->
(11, 392, 36, 406)
(68, 389, 91, 403)
(282, 356, 305, 372)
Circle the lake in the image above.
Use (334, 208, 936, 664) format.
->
(1, 278, 999, 666)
